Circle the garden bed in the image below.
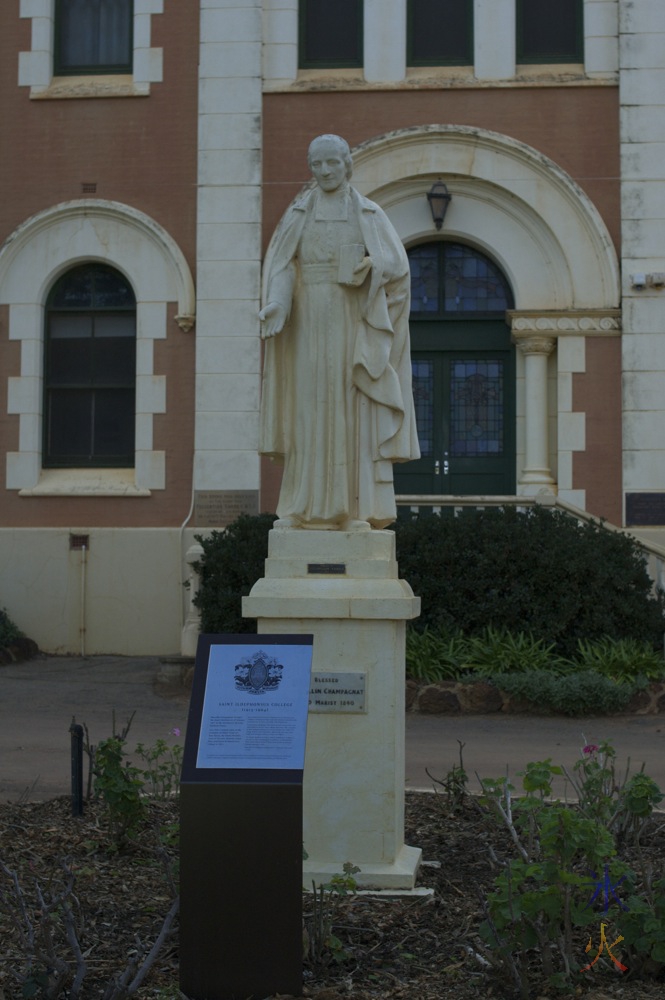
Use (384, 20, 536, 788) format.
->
(406, 677, 665, 715)
(0, 792, 663, 999)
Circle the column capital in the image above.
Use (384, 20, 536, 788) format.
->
(508, 309, 621, 337)
(512, 331, 556, 356)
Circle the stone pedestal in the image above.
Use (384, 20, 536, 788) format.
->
(242, 528, 421, 889)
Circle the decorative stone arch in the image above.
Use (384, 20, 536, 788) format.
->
(0, 199, 196, 494)
(349, 124, 620, 311)
(342, 125, 621, 500)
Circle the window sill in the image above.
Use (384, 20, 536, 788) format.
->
(19, 469, 151, 497)
(29, 75, 149, 100)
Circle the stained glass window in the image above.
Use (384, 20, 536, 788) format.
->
(450, 360, 504, 457)
(411, 360, 435, 456)
(409, 243, 512, 317)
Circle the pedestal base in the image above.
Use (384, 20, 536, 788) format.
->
(243, 529, 422, 890)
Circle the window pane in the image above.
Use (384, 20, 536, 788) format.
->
(46, 390, 92, 460)
(93, 269, 136, 309)
(409, 245, 440, 313)
(411, 360, 435, 456)
(518, 0, 582, 62)
(443, 245, 512, 313)
(48, 324, 94, 385)
(450, 360, 504, 457)
(94, 322, 137, 385)
(93, 389, 135, 458)
(45, 264, 136, 468)
(300, 0, 362, 67)
(409, 243, 512, 317)
(408, 0, 473, 65)
(56, 0, 132, 73)
(49, 270, 94, 310)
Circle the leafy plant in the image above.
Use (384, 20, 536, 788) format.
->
(574, 636, 665, 682)
(395, 506, 665, 656)
(461, 626, 569, 676)
(405, 626, 467, 681)
(303, 863, 361, 965)
(134, 734, 183, 801)
(94, 737, 145, 846)
(192, 513, 277, 633)
(474, 744, 664, 993)
(426, 740, 468, 814)
(0, 607, 25, 647)
(561, 741, 664, 844)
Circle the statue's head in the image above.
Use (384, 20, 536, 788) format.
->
(307, 134, 353, 185)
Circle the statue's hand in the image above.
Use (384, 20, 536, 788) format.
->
(350, 255, 373, 286)
(259, 302, 287, 339)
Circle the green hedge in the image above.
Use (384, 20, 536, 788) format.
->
(192, 508, 665, 658)
(192, 513, 276, 634)
(395, 506, 665, 657)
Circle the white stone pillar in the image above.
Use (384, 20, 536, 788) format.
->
(181, 542, 204, 657)
(620, 0, 665, 507)
(514, 332, 556, 490)
(364, 0, 406, 82)
(196, 1, 263, 496)
(474, 0, 515, 79)
(243, 529, 421, 889)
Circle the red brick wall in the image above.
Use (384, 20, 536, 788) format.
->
(573, 337, 623, 526)
(263, 87, 620, 251)
(0, 4, 198, 527)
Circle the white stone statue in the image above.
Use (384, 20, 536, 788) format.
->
(259, 134, 420, 530)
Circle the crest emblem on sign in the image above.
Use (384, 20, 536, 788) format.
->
(234, 650, 283, 695)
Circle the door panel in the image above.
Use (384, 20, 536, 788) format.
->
(396, 347, 515, 496)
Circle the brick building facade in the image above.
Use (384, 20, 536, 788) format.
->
(0, 1, 663, 653)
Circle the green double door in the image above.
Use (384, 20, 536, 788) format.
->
(395, 321, 516, 497)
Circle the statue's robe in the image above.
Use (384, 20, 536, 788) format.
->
(260, 185, 420, 527)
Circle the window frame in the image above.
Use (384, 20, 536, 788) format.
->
(406, 0, 474, 68)
(298, 0, 364, 70)
(53, 0, 134, 77)
(43, 264, 137, 470)
(516, 0, 584, 65)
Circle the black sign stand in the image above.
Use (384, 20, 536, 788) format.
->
(180, 634, 312, 1000)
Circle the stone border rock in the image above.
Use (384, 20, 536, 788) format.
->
(0, 637, 40, 666)
(163, 660, 665, 716)
(406, 678, 665, 715)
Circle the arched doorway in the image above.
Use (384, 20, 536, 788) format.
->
(395, 241, 515, 496)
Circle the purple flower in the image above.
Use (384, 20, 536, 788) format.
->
(171, 727, 181, 738)
(583, 744, 599, 755)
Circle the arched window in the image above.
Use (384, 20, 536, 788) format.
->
(44, 264, 136, 468)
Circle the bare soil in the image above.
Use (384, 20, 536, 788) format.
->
(0, 791, 663, 999)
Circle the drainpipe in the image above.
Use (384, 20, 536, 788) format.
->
(80, 543, 87, 657)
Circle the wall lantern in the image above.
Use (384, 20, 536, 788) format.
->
(427, 180, 452, 230)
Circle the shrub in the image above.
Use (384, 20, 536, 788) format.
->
(0, 608, 24, 648)
(481, 669, 647, 716)
(395, 506, 665, 657)
(192, 513, 277, 634)
(573, 636, 665, 682)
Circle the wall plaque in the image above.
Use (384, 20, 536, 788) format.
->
(309, 672, 366, 714)
(307, 563, 346, 575)
(626, 492, 665, 527)
(194, 490, 259, 528)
